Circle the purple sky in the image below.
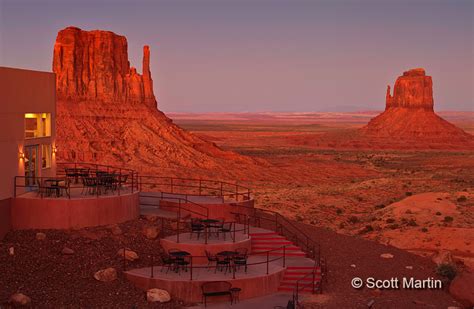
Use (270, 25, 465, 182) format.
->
(1, 0, 472, 112)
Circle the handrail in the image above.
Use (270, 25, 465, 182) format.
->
(122, 244, 288, 281)
(293, 260, 321, 305)
(139, 175, 251, 202)
(230, 207, 320, 260)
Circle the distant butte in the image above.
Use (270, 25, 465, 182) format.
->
(360, 68, 474, 143)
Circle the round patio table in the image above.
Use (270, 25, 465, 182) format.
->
(169, 251, 190, 257)
(217, 251, 238, 257)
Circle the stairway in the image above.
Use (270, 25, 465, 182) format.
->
(278, 266, 322, 293)
(250, 231, 306, 257)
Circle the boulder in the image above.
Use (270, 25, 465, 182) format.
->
(143, 226, 159, 240)
(432, 250, 454, 266)
(62, 247, 75, 255)
(110, 225, 123, 236)
(94, 268, 117, 282)
(147, 288, 171, 303)
(8, 247, 14, 256)
(380, 253, 394, 259)
(117, 248, 139, 261)
(144, 214, 159, 222)
(36, 232, 46, 240)
(449, 269, 474, 307)
(9, 293, 31, 306)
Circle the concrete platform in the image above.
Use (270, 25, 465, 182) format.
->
(125, 255, 286, 302)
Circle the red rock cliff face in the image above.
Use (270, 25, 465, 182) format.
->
(385, 68, 433, 111)
(52, 26, 255, 177)
(53, 26, 156, 107)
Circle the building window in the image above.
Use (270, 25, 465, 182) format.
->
(42, 144, 51, 169)
(25, 113, 51, 139)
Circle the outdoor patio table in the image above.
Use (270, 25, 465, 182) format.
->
(169, 251, 190, 258)
(216, 251, 238, 258)
(44, 179, 62, 197)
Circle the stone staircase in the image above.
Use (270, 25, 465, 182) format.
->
(249, 231, 306, 257)
(278, 266, 322, 293)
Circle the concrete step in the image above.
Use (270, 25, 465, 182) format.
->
(251, 251, 306, 257)
(251, 246, 301, 251)
(251, 241, 293, 245)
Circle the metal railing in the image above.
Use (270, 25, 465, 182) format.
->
(138, 175, 251, 202)
(292, 262, 322, 306)
(14, 162, 139, 198)
(122, 245, 288, 281)
(231, 207, 320, 261)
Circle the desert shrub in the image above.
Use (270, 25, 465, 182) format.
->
(375, 204, 385, 210)
(405, 209, 413, 214)
(457, 195, 467, 203)
(421, 227, 428, 232)
(348, 216, 359, 224)
(444, 216, 454, 223)
(386, 218, 395, 223)
(388, 224, 399, 230)
(435, 212, 442, 216)
(339, 222, 346, 229)
(405, 192, 413, 196)
(407, 219, 418, 227)
(436, 264, 457, 280)
(336, 208, 343, 215)
(295, 215, 304, 222)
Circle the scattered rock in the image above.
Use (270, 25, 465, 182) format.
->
(62, 247, 75, 255)
(110, 225, 123, 236)
(405, 266, 413, 270)
(432, 250, 454, 266)
(117, 248, 139, 261)
(350, 264, 356, 268)
(8, 247, 14, 256)
(144, 214, 159, 222)
(380, 253, 394, 259)
(449, 269, 474, 307)
(147, 288, 171, 303)
(9, 293, 31, 306)
(143, 226, 159, 240)
(36, 232, 46, 240)
(94, 267, 117, 282)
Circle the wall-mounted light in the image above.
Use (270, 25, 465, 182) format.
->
(52, 146, 58, 154)
(19, 151, 25, 159)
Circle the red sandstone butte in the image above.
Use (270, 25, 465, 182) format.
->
(53, 26, 156, 107)
(52, 27, 253, 175)
(362, 68, 474, 143)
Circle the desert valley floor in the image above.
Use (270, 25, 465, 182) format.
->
(171, 112, 474, 268)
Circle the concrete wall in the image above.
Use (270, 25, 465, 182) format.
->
(11, 192, 139, 230)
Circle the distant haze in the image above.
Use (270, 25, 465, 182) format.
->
(1, 0, 472, 112)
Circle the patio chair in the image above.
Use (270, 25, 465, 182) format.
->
(205, 250, 218, 271)
(36, 178, 48, 197)
(219, 222, 233, 241)
(233, 248, 248, 272)
(82, 177, 98, 195)
(190, 218, 204, 239)
(215, 254, 231, 274)
(175, 255, 191, 275)
(160, 252, 175, 273)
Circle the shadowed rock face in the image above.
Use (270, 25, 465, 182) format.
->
(53, 26, 156, 107)
(361, 68, 473, 143)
